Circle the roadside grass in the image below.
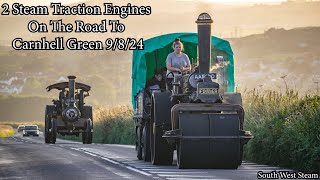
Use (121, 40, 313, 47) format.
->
(0, 125, 15, 138)
(243, 89, 320, 172)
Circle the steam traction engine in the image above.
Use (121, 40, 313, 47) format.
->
(45, 76, 93, 144)
(133, 13, 252, 168)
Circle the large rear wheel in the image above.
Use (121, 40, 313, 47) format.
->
(136, 126, 143, 160)
(150, 92, 174, 165)
(142, 122, 151, 162)
(150, 122, 173, 165)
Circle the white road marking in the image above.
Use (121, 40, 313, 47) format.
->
(167, 179, 230, 180)
(68, 153, 78, 157)
(0, 159, 15, 164)
(149, 171, 206, 174)
(71, 147, 152, 177)
(126, 166, 152, 176)
(0, 176, 23, 179)
(68, 147, 293, 180)
(142, 168, 180, 171)
(242, 162, 257, 165)
(245, 164, 273, 167)
(83, 151, 97, 157)
(103, 144, 135, 149)
(100, 157, 120, 165)
(158, 174, 215, 178)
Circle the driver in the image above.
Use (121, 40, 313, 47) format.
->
(166, 38, 191, 78)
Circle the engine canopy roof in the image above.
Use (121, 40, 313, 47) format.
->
(46, 82, 91, 92)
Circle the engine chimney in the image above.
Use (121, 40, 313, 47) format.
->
(196, 13, 213, 74)
(68, 75, 76, 104)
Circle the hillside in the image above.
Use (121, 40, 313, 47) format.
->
(230, 27, 320, 92)
(0, 49, 132, 105)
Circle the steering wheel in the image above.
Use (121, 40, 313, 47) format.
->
(166, 71, 181, 79)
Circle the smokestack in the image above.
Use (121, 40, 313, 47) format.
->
(68, 75, 76, 103)
(196, 13, 213, 74)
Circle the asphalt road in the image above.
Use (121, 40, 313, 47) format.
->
(0, 133, 294, 180)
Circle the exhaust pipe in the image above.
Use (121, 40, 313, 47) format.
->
(196, 13, 213, 74)
(68, 75, 76, 104)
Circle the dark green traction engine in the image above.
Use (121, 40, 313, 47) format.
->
(133, 13, 252, 168)
(44, 76, 93, 144)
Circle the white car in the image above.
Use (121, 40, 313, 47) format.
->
(17, 125, 25, 133)
(23, 125, 40, 137)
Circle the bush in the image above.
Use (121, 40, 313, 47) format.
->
(92, 105, 134, 144)
(244, 89, 320, 172)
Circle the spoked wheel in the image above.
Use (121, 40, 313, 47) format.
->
(136, 126, 143, 160)
(44, 117, 51, 143)
(82, 119, 93, 144)
(50, 119, 57, 144)
(87, 119, 93, 144)
(45, 106, 54, 144)
(150, 122, 173, 165)
(142, 122, 151, 162)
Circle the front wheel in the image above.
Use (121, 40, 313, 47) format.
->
(45, 117, 51, 143)
(50, 119, 56, 144)
(82, 119, 93, 144)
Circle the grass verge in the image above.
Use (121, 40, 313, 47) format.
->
(243, 90, 320, 172)
(0, 125, 15, 138)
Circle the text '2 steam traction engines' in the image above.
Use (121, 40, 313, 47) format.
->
(132, 13, 253, 168)
(45, 76, 93, 144)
